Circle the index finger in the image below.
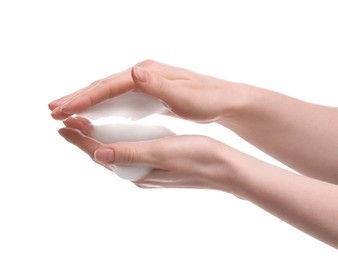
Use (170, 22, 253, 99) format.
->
(51, 69, 135, 120)
(58, 127, 102, 159)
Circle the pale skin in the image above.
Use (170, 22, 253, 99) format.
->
(49, 60, 338, 248)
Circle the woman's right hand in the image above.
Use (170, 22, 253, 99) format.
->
(49, 60, 243, 123)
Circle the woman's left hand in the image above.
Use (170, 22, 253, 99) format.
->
(59, 117, 235, 191)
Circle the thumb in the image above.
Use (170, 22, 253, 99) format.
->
(131, 65, 176, 104)
(94, 142, 154, 166)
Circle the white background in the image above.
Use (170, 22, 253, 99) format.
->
(0, 0, 337, 259)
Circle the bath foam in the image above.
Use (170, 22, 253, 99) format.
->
(80, 91, 168, 120)
(91, 123, 174, 181)
(91, 123, 174, 144)
(79, 91, 174, 181)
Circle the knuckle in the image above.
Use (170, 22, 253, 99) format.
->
(90, 79, 108, 88)
(121, 147, 137, 164)
(148, 140, 169, 162)
(136, 59, 158, 69)
(89, 79, 100, 87)
(98, 79, 108, 88)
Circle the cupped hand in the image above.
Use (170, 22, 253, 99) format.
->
(49, 60, 237, 123)
(59, 117, 235, 190)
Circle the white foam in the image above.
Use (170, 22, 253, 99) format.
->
(91, 123, 174, 143)
(80, 91, 168, 120)
(78, 91, 174, 181)
(91, 123, 174, 181)
(107, 164, 152, 181)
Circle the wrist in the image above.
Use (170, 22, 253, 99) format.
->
(206, 143, 244, 196)
(215, 82, 266, 127)
(209, 145, 265, 200)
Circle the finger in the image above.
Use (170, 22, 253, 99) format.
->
(51, 84, 101, 120)
(50, 79, 113, 120)
(48, 99, 62, 111)
(134, 59, 194, 80)
(76, 116, 91, 125)
(51, 70, 133, 120)
(133, 183, 163, 189)
(58, 127, 102, 159)
(134, 169, 171, 184)
(134, 168, 206, 189)
(62, 116, 93, 136)
(132, 169, 178, 189)
(48, 87, 86, 111)
(50, 106, 73, 120)
(57, 69, 135, 119)
(132, 66, 172, 100)
(49, 66, 140, 113)
(132, 66, 192, 116)
(49, 76, 114, 114)
(50, 60, 191, 120)
(93, 140, 162, 167)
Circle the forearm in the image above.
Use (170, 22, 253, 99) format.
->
(217, 83, 338, 184)
(218, 149, 338, 249)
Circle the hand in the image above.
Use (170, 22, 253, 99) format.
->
(49, 60, 241, 123)
(59, 117, 235, 190)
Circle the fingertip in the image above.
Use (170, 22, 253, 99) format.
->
(60, 104, 73, 115)
(132, 64, 172, 102)
(48, 102, 56, 111)
(60, 97, 90, 117)
(75, 116, 92, 126)
(51, 107, 73, 120)
(132, 66, 148, 83)
(48, 99, 62, 110)
(51, 113, 68, 120)
(58, 127, 80, 137)
(94, 148, 115, 163)
(63, 116, 92, 136)
(58, 127, 67, 138)
(62, 117, 76, 128)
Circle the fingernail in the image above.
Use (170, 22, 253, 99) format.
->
(48, 100, 59, 110)
(133, 66, 148, 83)
(60, 104, 72, 115)
(58, 128, 64, 136)
(94, 148, 115, 163)
(58, 128, 67, 139)
(48, 98, 62, 106)
(51, 107, 60, 117)
(62, 117, 75, 127)
(51, 106, 69, 120)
